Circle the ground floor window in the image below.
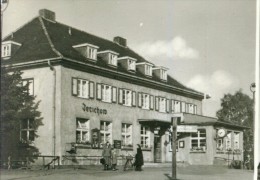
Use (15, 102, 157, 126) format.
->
(234, 132, 240, 150)
(190, 129, 206, 151)
(122, 123, 133, 148)
(141, 125, 150, 148)
(76, 118, 90, 144)
(225, 131, 232, 150)
(100, 121, 112, 145)
(20, 119, 35, 143)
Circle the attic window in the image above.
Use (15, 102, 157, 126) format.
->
(118, 56, 137, 72)
(152, 66, 168, 81)
(73, 43, 99, 61)
(97, 50, 119, 67)
(109, 53, 117, 66)
(161, 69, 167, 81)
(1, 41, 22, 59)
(128, 59, 136, 71)
(145, 64, 152, 76)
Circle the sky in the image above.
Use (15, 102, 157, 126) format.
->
(1, 0, 257, 117)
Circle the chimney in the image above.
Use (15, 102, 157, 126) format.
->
(39, 9, 56, 21)
(113, 36, 127, 47)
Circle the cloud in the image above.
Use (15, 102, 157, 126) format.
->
(132, 36, 199, 59)
(186, 70, 239, 101)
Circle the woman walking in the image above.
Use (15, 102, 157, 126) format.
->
(133, 144, 144, 171)
(111, 148, 118, 171)
(102, 142, 111, 170)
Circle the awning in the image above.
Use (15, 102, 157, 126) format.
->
(138, 119, 171, 128)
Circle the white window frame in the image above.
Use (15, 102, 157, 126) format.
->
(77, 79, 89, 98)
(141, 125, 150, 148)
(122, 123, 133, 147)
(128, 59, 136, 71)
(20, 119, 35, 143)
(101, 84, 112, 103)
(109, 53, 118, 66)
(145, 64, 152, 76)
(174, 100, 181, 113)
(225, 131, 232, 150)
(87, 46, 97, 60)
(191, 129, 206, 150)
(22, 79, 34, 96)
(161, 69, 167, 80)
(1, 44, 11, 57)
(100, 121, 112, 145)
(159, 97, 166, 112)
(76, 119, 90, 144)
(122, 89, 132, 106)
(234, 132, 240, 150)
(141, 93, 150, 110)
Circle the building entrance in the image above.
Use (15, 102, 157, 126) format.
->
(154, 136, 162, 163)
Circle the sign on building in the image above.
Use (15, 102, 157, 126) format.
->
(177, 125, 198, 132)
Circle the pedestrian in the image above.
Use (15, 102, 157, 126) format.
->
(133, 144, 144, 171)
(111, 148, 118, 171)
(102, 142, 111, 170)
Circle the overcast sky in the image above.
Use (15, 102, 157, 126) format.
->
(2, 0, 257, 117)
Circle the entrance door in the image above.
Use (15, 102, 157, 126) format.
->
(154, 136, 162, 163)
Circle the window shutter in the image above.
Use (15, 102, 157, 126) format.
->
(112, 87, 117, 103)
(118, 88, 123, 104)
(150, 95, 154, 110)
(155, 96, 159, 111)
(138, 92, 142, 108)
(72, 77, 78, 96)
(194, 105, 197, 114)
(186, 103, 189, 113)
(132, 91, 136, 107)
(96, 83, 102, 100)
(166, 99, 170, 113)
(171, 100, 175, 113)
(89, 81, 94, 99)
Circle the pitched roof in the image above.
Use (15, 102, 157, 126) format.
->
(2, 16, 203, 98)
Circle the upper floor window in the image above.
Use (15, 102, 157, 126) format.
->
(109, 53, 118, 66)
(73, 43, 99, 61)
(119, 89, 135, 107)
(22, 79, 34, 96)
(101, 84, 112, 103)
(2, 44, 11, 57)
(145, 64, 152, 76)
(138, 93, 150, 110)
(159, 97, 166, 112)
(174, 100, 181, 113)
(128, 59, 136, 71)
(72, 78, 94, 99)
(161, 69, 167, 81)
(76, 118, 90, 144)
(20, 119, 35, 143)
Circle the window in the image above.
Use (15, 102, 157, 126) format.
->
(20, 119, 35, 143)
(109, 53, 117, 66)
(100, 121, 112, 145)
(174, 100, 181, 113)
(122, 123, 133, 148)
(225, 131, 232, 150)
(101, 84, 112, 103)
(161, 69, 167, 80)
(150, 95, 154, 110)
(145, 64, 152, 76)
(159, 97, 166, 112)
(194, 105, 197, 114)
(87, 46, 97, 60)
(234, 132, 240, 149)
(22, 79, 34, 96)
(216, 139, 224, 151)
(139, 93, 150, 109)
(187, 104, 194, 114)
(72, 78, 94, 99)
(76, 118, 90, 144)
(191, 129, 206, 151)
(141, 125, 150, 148)
(128, 59, 136, 71)
(122, 89, 132, 106)
(181, 102, 186, 113)
(1, 44, 11, 57)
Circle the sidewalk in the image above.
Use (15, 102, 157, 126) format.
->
(0, 164, 254, 180)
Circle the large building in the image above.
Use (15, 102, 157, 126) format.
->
(1, 9, 247, 165)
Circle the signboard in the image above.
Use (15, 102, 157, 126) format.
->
(177, 125, 197, 132)
(91, 128, 100, 149)
(113, 140, 121, 149)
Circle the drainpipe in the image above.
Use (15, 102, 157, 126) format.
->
(48, 60, 56, 167)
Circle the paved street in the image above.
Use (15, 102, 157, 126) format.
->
(0, 165, 253, 180)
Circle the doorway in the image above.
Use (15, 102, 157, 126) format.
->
(154, 136, 162, 163)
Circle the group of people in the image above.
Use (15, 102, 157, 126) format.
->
(102, 142, 144, 171)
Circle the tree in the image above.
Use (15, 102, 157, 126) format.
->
(0, 67, 43, 165)
(216, 90, 254, 168)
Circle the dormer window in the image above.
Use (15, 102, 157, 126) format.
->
(73, 43, 99, 61)
(118, 56, 137, 72)
(152, 66, 168, 81)
(136, 62, 153, 77)
(1, 41, 22, 59)
(97, 50, 119, 67)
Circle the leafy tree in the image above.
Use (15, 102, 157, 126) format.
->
(216, 90, 254, 168)
(0, 67, 43, 165)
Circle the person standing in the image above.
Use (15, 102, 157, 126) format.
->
(133, 144, 144, 171)
(102, 142, 111, 170)
(111, 148, 118, 171)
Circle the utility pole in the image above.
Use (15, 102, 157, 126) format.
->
(171, 117, 178, 180)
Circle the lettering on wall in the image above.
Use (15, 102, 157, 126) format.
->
(82, 103, 107, 115)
